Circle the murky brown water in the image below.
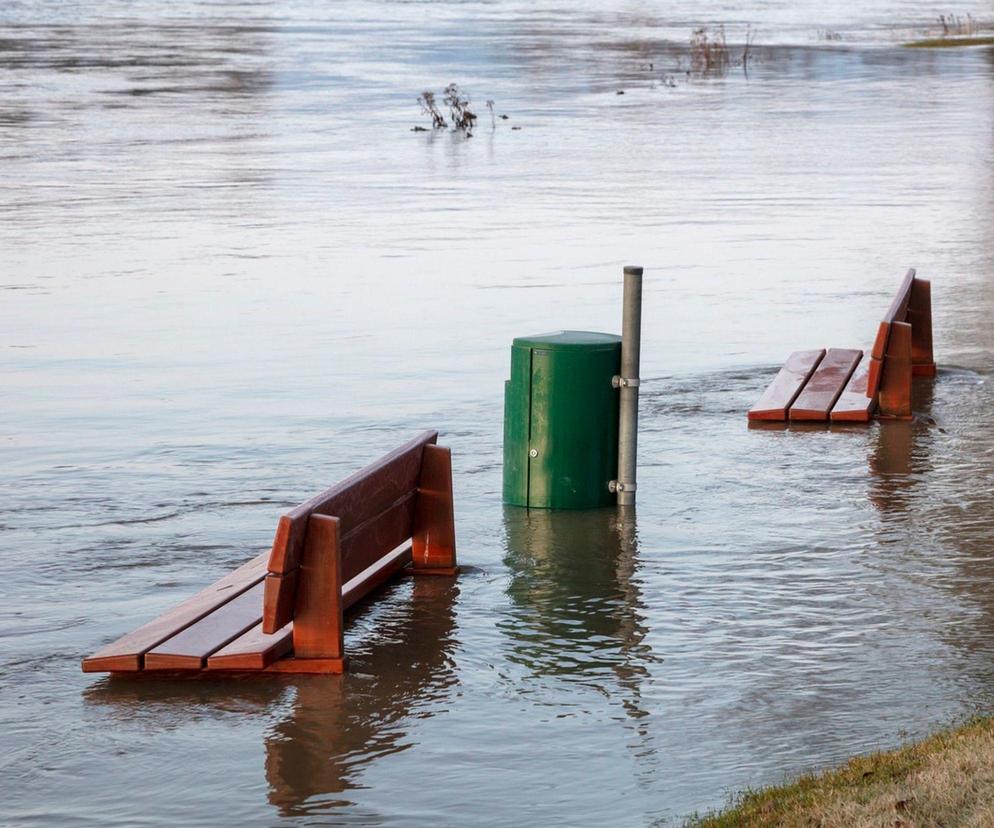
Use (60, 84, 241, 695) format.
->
(2, 1, 993, 824)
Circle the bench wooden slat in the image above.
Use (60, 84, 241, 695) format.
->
(144, 581, 265, 670)
(207, 544, 413, 671)
(830, 356, 877, 422)
(206, 621, 293, 671)
(748, 349, 825, 421)
(342, 542, 412, 609)
(341, 492, 417, 584)
(883, 267, 915, 326)
(267, 430, 437, 575)
(790, 348, 862, 421)
(81, 551, 270, 673)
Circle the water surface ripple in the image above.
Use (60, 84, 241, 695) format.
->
(2, 1, 993, 825)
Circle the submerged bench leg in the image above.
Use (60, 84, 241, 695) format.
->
(908, 278, 936, 377)
(878, 320, 913, 420)
(286, 513, 347, 672)
(411, 445, 458, 576)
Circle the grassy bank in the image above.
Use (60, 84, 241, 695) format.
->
(904, 35, 994, 48)
(688, 717, 994, 827)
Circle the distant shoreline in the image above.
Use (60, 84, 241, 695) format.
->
(904, 35, 994, 48)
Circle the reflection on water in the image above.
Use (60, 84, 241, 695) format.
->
(265, 577, 459, 818)
(81, 577, 459, 822)
(867, 379, 936, 512)
(3, 0, 994, 824)
(502, 507, 652, 710)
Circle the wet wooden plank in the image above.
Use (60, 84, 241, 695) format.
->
(747, 350, 825, 421)
(206, 621, 293, 671)
(883, 267, 916, 325)
(267, 430, 437, 575)
(340, 492, 417, 584)
(215, 545, 413, 671)
(342, 543, 412, 609)
(144, 581, 265, 671)
(789, 348, 862, 421)
(830, 356, 877, 422)
(81, 551, 269, 673)
(264, 657, 347, 674)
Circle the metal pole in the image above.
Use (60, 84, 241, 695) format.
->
(616, 266, 642, 506)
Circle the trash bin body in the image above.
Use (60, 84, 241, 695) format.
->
(503, 331, 621, 509)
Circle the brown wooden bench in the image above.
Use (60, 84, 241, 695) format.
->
(82, 430, 457, 676)
(748, 269, 935, 423)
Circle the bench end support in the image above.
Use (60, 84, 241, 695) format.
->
(412, 444, 458, 575)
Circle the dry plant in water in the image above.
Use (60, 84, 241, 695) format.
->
(416, 91, 446, 129)
(938, 13, 978, 35)
(690, 25, 731, 76)
(442, 83, 477, 132)
(688, 25, 755, 78)
(415, 83, 496, 136)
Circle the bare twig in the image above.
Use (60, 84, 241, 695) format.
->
(417, 91, 447, 129)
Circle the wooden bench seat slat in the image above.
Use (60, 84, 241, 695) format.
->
(790, 348, 862, 421)
(206, 544, 414, 671)
(81, 551, 270, 673)
(830, 356, 877, 422)
(144, 581, 265, 670)
(748, 349, 825, 421)
(206, 621, 293, 671)
(267, 430, 437, 575)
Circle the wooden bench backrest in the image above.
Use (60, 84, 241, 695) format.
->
(866, 268, 916, 400)
(263, 430, 438, 632)
(870, 268, 915, 362)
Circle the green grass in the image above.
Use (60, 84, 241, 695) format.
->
(686, 716, 994, 827)
(904, 35, 994, 48)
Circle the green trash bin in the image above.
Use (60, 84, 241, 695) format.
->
(503, 330, 621, 509)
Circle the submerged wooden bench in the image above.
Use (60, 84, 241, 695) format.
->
(748, 269, 935, 423)
(82, 430, 457, 676)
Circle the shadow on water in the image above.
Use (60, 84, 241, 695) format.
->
(500, 506, 655, 718)
(82, 576, 460, 820)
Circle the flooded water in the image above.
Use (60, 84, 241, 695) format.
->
(2, 0, 994, 824)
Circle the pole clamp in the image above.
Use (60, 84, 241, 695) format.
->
(608, 480, 637, 493)
(612, 375, 640, 389)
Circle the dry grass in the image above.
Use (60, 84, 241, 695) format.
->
(687, 717, 994, 827)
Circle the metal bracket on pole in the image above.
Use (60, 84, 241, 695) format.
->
(612, 376, 640, 389)
(608, 480, 637, 494)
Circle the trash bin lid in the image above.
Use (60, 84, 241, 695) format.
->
(511, 330, 621, 352)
